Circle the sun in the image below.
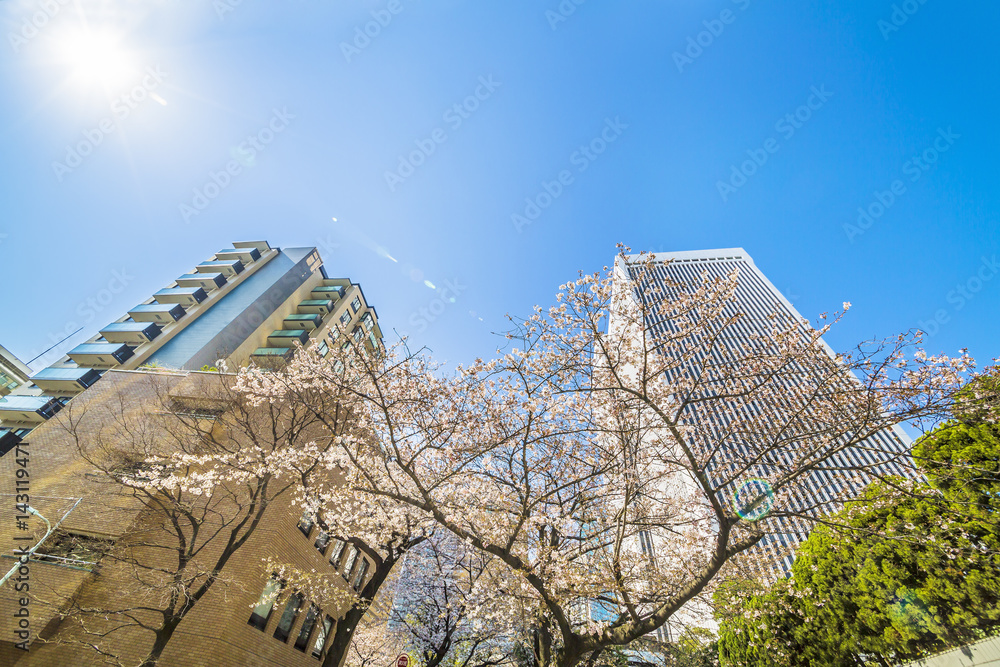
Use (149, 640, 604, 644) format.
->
(52, 26, 139, 91)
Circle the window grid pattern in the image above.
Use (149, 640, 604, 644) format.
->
(624, 253, 918, 579)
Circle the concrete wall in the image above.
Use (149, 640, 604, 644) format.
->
(905, 637, 1000, 667)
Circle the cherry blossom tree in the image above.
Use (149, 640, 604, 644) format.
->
(235, 249, 978, 667)
(34, 368, 356, 667)
(388, 534, 517, 667)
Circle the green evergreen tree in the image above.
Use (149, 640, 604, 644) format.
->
(717, 372, 1000, 666)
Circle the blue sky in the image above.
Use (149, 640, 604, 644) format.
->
(1, 0, 997, 372)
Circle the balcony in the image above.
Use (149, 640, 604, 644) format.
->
(68, 343, 134, 368)
(195, 260, 243, 277)
(311, 285, 345, 301)
(215, 247, 261, 264)
(154, 287, 208, 306)
(283, 314, 322, 330)
(99, 322, 162, 345)
(233, 240, 271, 254)
(30, 367, 102, 392)
(250, 347, 293, 368)
(267, 330, 309, 347)
(128, 303, 186, 323)
(176, 272, 227, 290)
(0, 396, 63, 422)
(297, 299, 334, 315)
(0, 427, 30, 456)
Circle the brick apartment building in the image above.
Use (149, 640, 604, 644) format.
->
(0, 241, 386, 666)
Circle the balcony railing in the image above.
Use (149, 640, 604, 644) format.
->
(250, 347, 294, 368)
(99, 322, 162, 345)
(0, 395, 63, 422)
(30, 367, 102, 392)
(176, 272, 227, 290)
(128, 303, 186, 323)
(283, 314, 323, 330)
(267, 330, 309, 347)
(154, 287, 208, 306)
(311, 285, 345, 300)
(196, 260, 244, 277)
(68, 343, 134, 367)
(297, 299, 334, 315)
(215, 247, 261, 264)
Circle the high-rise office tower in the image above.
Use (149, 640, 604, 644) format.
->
(613, 248, 917, 579)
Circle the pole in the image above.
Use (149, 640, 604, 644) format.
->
(0, 498, 82, 588)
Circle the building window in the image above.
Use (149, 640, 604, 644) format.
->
(341, 545, 359, 578)
(352, 327, 363, 342)
(273, 592, 304, 642)
(0, 428, 31, 458)
(361, 312, 374, 331)
(317, 340, 329, 357)
(248, 576, 283, 630)
(351, 297, 361, 313)
(294, 604, 321, 652)
(328, 539, 347, 568)
(339, 311, 351, 327)
(312, 616, 334, 659)
(0, 371, 17, 391)
(352, 559, 369, 591)
(297, 511, 314, 537)
(314, 531, 331, 555)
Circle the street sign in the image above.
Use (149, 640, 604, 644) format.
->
(396, 655, 409, 667)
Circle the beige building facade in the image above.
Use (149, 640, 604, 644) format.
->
(0, 240, 385, 666)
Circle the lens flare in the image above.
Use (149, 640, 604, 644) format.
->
(733, 478, 774, 522)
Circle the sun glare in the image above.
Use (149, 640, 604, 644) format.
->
(52, 26, 138, 91)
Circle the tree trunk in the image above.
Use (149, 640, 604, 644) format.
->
(322, 604, 367, 667)
(138, 616, 182, 667)
(423, 632, 453, 667)
(321, 557, 397, 667)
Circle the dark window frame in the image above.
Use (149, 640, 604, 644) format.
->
(297, 511, 315, 537)
(314, 531, 331, 555)
(352, 558, 369, 591)
(328, 538, 347, 568)
(294, 603, 321, 652)
(248, 576, 284, 631)
(273, 592, 304, 642)
(311, 616, 334, 659)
